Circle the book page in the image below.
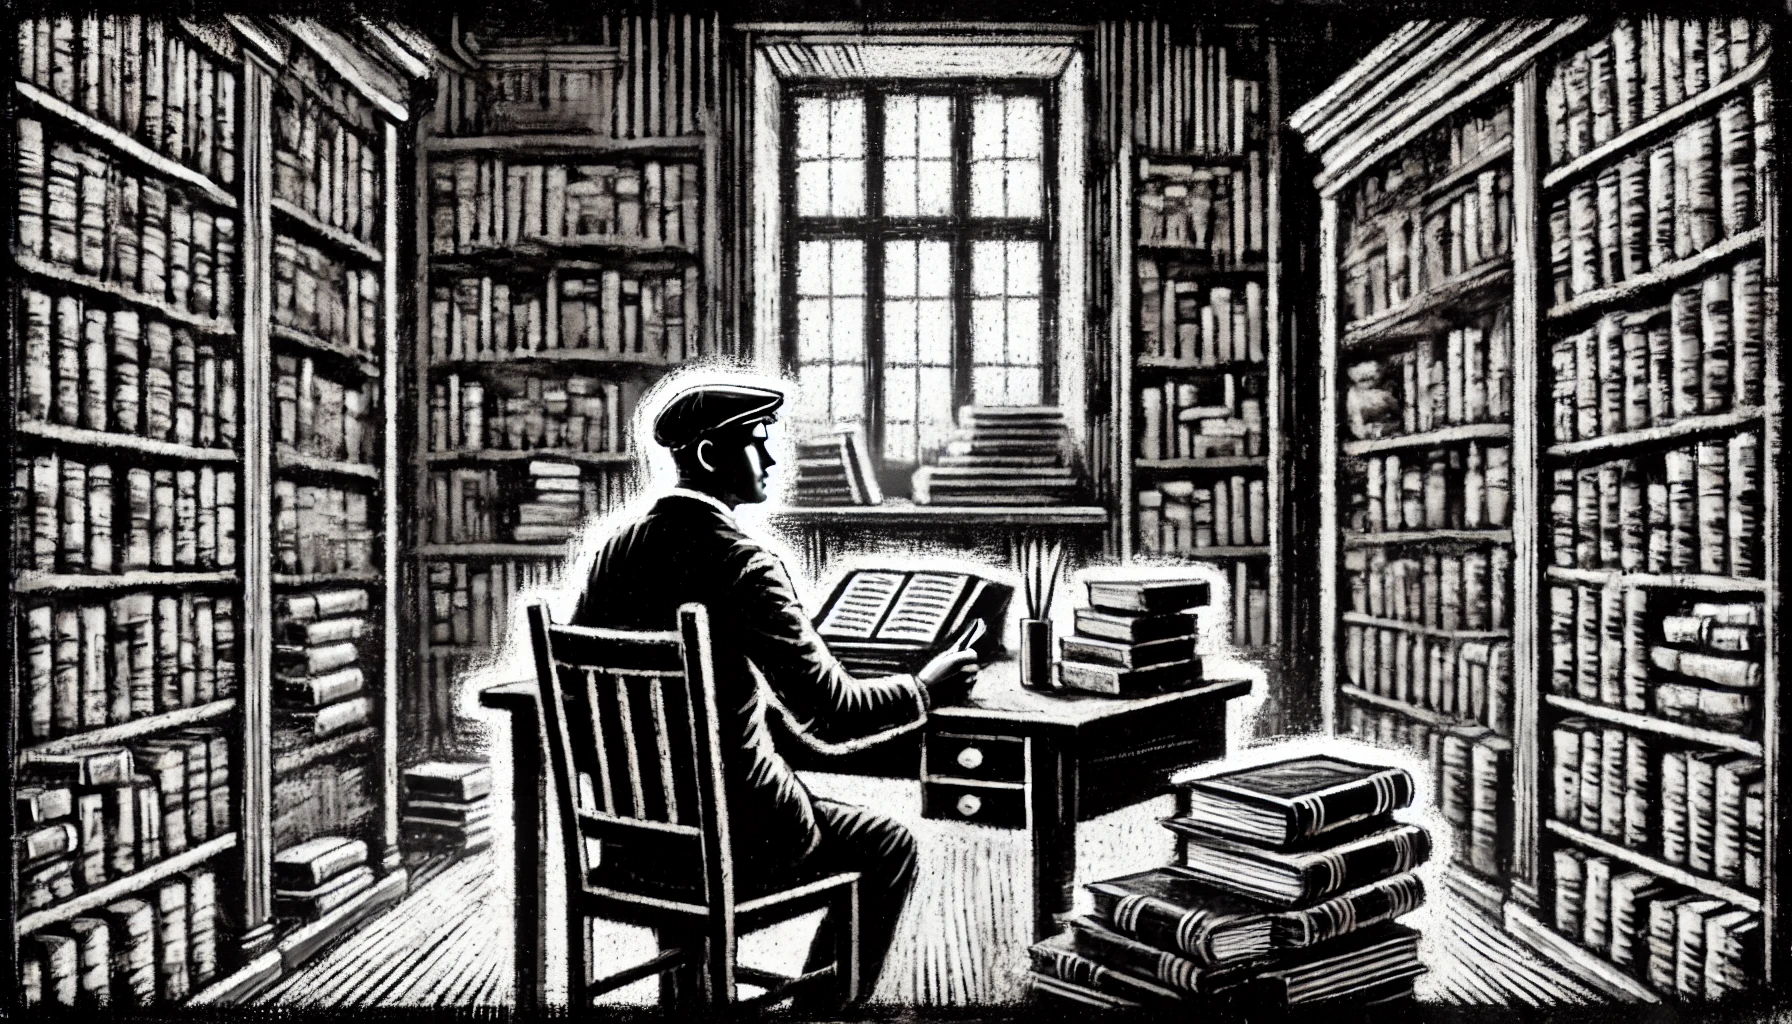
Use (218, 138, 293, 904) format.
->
(875, 573, 972, 645)
(816, 571, 907, 640)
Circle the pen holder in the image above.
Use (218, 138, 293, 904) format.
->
(1019, 618, 1055, 691)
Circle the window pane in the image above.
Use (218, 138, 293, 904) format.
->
(971, 241, 1006, 296)
(972, 369, 1007, 406)
(969, 163, 1003, 219)
(797, 300, 831, 362)
(917, 161, 953, 217)
(971, 298, 1006, 362)
(830, 363, 864, 423)
(885, 240, 917, 298)
(917, 97, 953, 158)
(1006, 97, 1043, 158)
(796, 99, 830, 159)
(830, 298, 864, 362)
(831, 159, 865, 216)
(797, 240, 831, 296)
(830, 240, 865, 295)
(795, 164, 831, 216)
(1007, 299, 1042, 362)
(1007, 242, 1041, 296)
(916, 300, 953, 352)
(884, 96, 917, 157)
(885, 159, 917, 217)
(1005, 160, 1042, 219)
(830, 99, 865, 157)
(885, 303, 918, 362)
(971, 97, 1004, 159)
(916, 241, 951, 297)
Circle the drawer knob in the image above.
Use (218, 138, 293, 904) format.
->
(956, 746, 985, 770)
(955, 794, 982, 817)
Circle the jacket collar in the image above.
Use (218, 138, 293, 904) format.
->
(663, 487, 737, 523)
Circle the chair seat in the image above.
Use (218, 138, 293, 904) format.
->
(583, 867, 862, 929)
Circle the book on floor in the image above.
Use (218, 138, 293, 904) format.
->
(1177, 756, 1417, 846)
(273, 864, 375, 920)
(273, 835, 368, 891)
(403, 761, 494, 803)
(1160, 821, 1432, 906)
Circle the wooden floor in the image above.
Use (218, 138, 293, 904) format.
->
(260, 771, 1612, 1009)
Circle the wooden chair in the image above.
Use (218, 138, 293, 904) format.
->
(526, 603, 860, 1009)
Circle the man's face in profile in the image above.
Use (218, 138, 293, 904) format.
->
(704, 421, 778, 505)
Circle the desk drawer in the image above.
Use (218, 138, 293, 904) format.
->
(924, 732, 1025, 784)
(921, 781, 1026, 829)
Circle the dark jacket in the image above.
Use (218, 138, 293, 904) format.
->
(571, 492, 928, 870)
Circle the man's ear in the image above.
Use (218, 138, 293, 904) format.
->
(694, 438, 715, 474)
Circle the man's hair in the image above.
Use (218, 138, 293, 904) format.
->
(670, 441, 711, 478)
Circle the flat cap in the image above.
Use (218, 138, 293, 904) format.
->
(653, 384, 785, 448)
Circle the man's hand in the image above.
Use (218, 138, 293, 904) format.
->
(918, 648, 980, 708)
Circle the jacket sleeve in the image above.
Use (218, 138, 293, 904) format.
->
(729, 549, 928, 750)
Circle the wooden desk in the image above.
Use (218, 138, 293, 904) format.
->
(482, 664, 1249, 1007)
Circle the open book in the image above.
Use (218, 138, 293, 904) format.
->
(815, 569, 1012, 675)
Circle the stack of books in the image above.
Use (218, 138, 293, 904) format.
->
(1057, 579, 1207, 696)
(912, 407, 1082, 505)
(788, 428, 881, 506)
(1029, 756, 1430, 1009)
(274, 590, 372, 744)
(272, 836, 373, 923)
(402, 762, 494, 855)
(510, 460, 584, 542)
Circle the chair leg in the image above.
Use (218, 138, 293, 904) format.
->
(833, 880, 861, 1006)
(703, 916, 736, 1005)
(568, 912, 591, 1008)
(655, 927, 698, 1008)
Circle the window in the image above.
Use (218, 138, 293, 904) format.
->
(783, 84, 1055, 484)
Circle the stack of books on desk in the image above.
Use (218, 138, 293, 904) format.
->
(1028, 755, 1430, 1009)
(1057, 579, 1208, 695)
(788, 428, 881, 506)
(401, 762, 494, 854)
(912, 406, 1082, 505)
(274, 590, 372, 743)
(273, 836, 373, 923)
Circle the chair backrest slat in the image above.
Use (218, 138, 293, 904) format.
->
(575, 667, 616, 815)
(613, 674, 651, 819)
(646, 682, 681, 825)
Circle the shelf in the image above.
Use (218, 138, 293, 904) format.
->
(1135, 456, 1267, 471)
(1341, 421, 1511, 457)
(423, 448, 632, 466)
(17, 833, 238, 935)
(16, 255, 236, 337)
(1421, 138, 1514, 207)
(767, 503, 1111, 527)
(1543, 54, 1770, 194)
(429, 350, 683, 371)
(14, 420, 241, 464)
(274, 726, 377, 776)
(1135, 357, 1268, 374)
(276, 448, 381, 481)
(15, 80, 237, 209)
(1544, 407, 1768, 463)
(273, 570, 385, 587)
(425, 132, 706, 157)
(1146, 544, 1272, 559)
(13, 569, 238, 594)
(1343, 529, 1513, 548)
(272, 197, 383, 264)
(1546, 227, 1765, 321)
(1338, 685, 1455, 729)
(1545, 820, 1761, 913)
(1341, 258, 1513, 351)
(1130, 254, 1269, 277)
(1340, 612, 1509, 641)
(430, 237, 699, 275)
(1543, 695, 1762, 756)
(415, 542, 570, 559)
(20, 700, 238, 760)
(1544, 566, 1770, 594)
(271, 324, 382, 377)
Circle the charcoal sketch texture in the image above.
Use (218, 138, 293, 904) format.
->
(5, 3, 1783, 1016)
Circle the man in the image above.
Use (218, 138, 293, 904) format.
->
(572, 382, 979, 1003)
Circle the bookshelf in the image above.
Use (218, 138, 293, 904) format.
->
(10, 13, 425, 1007)
(406, 16, 718, 765)
(1294, 16, 1781, 1000)
(1114, 25, 1285, 655)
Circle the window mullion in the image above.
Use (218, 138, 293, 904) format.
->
(951, 87, 974, 415)
(865, 86, 887, 465)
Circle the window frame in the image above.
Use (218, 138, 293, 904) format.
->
(779, 79, 1061, 485)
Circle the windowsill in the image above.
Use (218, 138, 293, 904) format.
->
(764, 499, 1110, 526)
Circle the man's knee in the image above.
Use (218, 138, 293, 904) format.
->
(868, 816, 917, 893)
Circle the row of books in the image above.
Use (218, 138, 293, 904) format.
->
(1436, 725, 1514, 877)
(17, 119, 238, 321)
(1142, 43, 1266, 158)
(18, 736, 232, 900)
(476, 64, 614, 135)
(1136, 477, 1268, 552)
(1342, 165, 1514, 325)
(1551, 263, 1766, 442)
(1347, 630, 1512, 734)
(18, 593, 239, 739)
(273, 761, 374, 853)
(1549, 438, 1765, 579)
(1344, 309, 1514, 440)
(1552, 853, 1758, 1000)
(272, 481, 374, 577)
(1348, 103, 1513, 227)
(401, 762, 494, 855)
(428, 375, 628, 455)
(1137, 267, 1266, 367)
(1136, 159, 1267, 263)
(1549, 101, 1769, 305)
(275, 356, 377, 466)
(424, 557, 561, 649)
(1545, 18, 1771, 167)
(1550, 588, 1762, 731)
(427, 462, 621, 544)
(18, 870, 220, 1007)
(1345, 546, 1514, 632)
(17, 16, 239, 187)
(1551, 723, 1763, 887)
(15, 456, 240, 573)
(273, 236, 382, 352)
(430, 158, 701, 252)
(1055, 580, 1206, 696)
(18, 289, 240, 447)
(1030, 757, 1428, 1008)
(282, 41, 386, 137)
(1138, 376, 1265, 460)
(1351, 443, 1514, 533)
(273, 836, 375, 923)
(273, 89, 384, 246)
(430, 268, 703, 363)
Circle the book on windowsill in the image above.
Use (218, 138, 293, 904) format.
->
(912, 406, 1083, 505)
(1176, 756, 1418, 847)
(790, 427, 881, 506)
